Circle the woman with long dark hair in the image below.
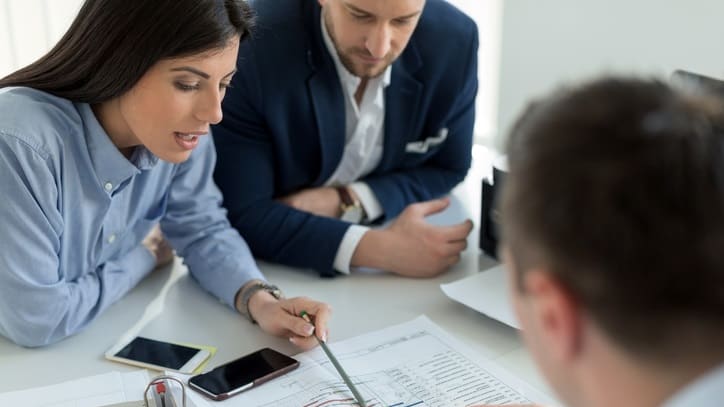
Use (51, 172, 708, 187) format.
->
(0, 0, 330, 347)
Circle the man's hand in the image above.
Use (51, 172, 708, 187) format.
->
(353, 198, 473, 277)
(278, 187, 341, 218)
(142, 224, 174, 268)
(248, 291, 333, 351)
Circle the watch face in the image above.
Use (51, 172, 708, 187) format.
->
(268, 287, 283, 299)
(341, 206, 364, 223)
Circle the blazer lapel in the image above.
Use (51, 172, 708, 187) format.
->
(378, 42, 423, 173)
(307, 68, 346, 186)
(305, 2, 346, 186)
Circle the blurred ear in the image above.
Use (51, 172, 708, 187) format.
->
(523, 269, 583, 363)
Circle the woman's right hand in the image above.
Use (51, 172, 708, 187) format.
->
(248, 292, 332, 350)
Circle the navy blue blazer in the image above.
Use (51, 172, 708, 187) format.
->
(213, 0, 479, 276)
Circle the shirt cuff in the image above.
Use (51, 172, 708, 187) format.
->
(333, 225, 370, 274)
(349, 182, 384, 222)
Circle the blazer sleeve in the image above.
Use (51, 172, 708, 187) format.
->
(364, 25, 479, 220)
(213, 42, 349, 277)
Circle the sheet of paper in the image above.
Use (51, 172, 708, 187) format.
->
(184, 316, 555, 406)
(0, 370, 149, 407)
(441, 265, 521, 329)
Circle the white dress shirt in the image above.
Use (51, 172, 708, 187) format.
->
(661, 362, 724, 407)
(320, 14, 391, 274)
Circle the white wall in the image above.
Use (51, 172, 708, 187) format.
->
(448, 0, 502, 143)
(496, 0, 724, 149)
(0, 0, 82, 76)
(1, 0, 499, 144)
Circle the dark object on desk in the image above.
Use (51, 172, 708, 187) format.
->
(188, 348, 299, 401)
(671, 70, 724, 96)
(480, 166, 506, 260)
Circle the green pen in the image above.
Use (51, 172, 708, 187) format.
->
(300, 311, 367, 407)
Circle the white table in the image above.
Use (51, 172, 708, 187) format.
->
(0, 148, 552, 401)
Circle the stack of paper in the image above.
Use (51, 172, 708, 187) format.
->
(183, 316, 555, 406)
(441, 265, 521, 329)
(0, 370, 149, 407)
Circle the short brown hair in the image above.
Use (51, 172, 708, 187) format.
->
(502, 77, 724, 362)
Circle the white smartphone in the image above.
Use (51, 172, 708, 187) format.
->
(105, 336, 211, 374)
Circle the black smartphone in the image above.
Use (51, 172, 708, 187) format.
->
(188, 348, 300, 401)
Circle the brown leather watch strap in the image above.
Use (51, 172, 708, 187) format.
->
(335, 186, 356, 208)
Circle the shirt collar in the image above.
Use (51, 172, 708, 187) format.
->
(78, 103, 159, 192)
(320, 12, 391, 94)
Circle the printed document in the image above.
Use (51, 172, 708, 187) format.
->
(185, 315, 557, 406)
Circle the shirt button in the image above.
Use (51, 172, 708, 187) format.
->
(104, 182, 113, 192)
(107, 234, 116, 244)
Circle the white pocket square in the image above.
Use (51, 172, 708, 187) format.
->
(405, 128, 449, 153)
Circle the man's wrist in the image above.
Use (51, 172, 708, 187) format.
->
(351, 229, 391, 271)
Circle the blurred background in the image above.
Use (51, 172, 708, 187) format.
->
(2, 0, 723, 150)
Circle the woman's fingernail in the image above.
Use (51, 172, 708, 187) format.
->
(305, 324, 315, 335)
(321, 332, 327, 342)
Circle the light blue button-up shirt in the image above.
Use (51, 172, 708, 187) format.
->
(0, 87, 264, 347)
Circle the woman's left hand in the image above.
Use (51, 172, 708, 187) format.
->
(248, 292, 332, 350)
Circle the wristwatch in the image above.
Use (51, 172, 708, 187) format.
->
(238, 281, 283, 323)
(336, 186, 364, 223)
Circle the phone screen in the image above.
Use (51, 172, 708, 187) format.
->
(114, 337, 200, 370)
(189, 348, 298, 396)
